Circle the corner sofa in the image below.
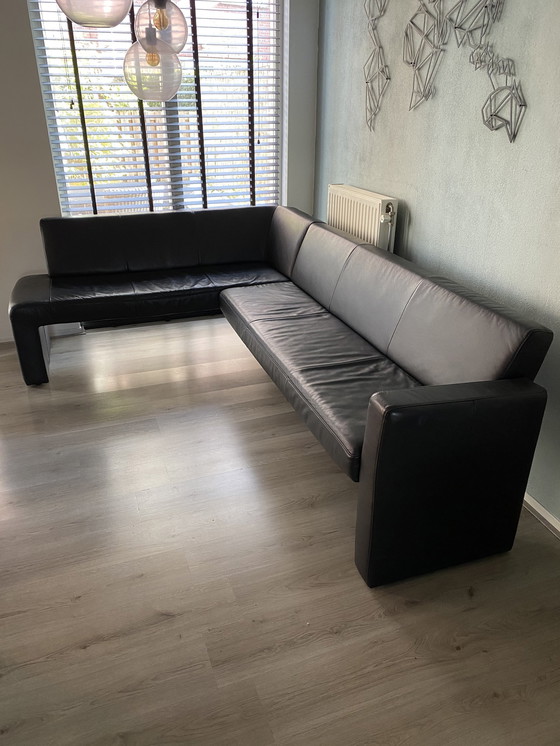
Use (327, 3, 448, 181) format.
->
(9, 205, 553, 586)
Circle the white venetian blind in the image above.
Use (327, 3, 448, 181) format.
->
(27, 0, 281, 216)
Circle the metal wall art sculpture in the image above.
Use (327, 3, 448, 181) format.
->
(364, 0, 391, 131)
(447, 0, 504, 48)
(363, 0, 526, 142)
(403, 0, 449, 110)
(447, 0, 526, 142)
(470, 44, 526, 143)
(398, 0, 525, 142)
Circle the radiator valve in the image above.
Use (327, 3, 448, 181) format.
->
(380, 202, 395, 225)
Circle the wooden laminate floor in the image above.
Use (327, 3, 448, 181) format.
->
(1, 317, 560, 745)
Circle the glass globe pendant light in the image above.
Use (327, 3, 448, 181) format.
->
(135, 0, 188, 53)
(55, 0, 133, 28)
(124, 29, 182, 101)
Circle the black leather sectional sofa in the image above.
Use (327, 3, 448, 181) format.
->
(9, 205, 553, 586)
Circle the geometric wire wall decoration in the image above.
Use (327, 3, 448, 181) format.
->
(364, 0, 391, 131)
(403, 0, 449, 110)
(471, 43, 526, 142)
(363, 0, 527, 142)
(397, 0, 526, 142)
(447, 0, 504, 49)
(446, 0, 526, 142)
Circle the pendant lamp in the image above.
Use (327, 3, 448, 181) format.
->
(135, 0, 188, 53)
(55, 0, 133, 28)
(124, 32, 182, 101)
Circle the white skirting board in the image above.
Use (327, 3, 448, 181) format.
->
(524, 493, 560, 540)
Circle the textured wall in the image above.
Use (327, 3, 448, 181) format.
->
(283, 0, 320, 213)
(315, 0, 560, 519)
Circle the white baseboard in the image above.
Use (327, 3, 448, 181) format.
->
(524, 493, 560, 540)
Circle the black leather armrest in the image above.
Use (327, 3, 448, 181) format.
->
(355, 379, 547, 587)
(9, 275, 53, 385)
(9, 274, 51, 315)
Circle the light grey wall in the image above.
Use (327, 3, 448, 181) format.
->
(283, 0, 320, 213)
(315, 0, 560, 520)
(0, 3, 60, 343)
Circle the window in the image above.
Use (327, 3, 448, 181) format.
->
(28, 0, 282, 215)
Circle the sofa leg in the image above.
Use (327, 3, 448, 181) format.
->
(12, 322, 50, 385)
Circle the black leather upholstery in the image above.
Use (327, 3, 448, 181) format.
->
(329, 245, 428, 353)
(223, 242, 552, 475)
(221, 282, 419, 479)
(220, 219, 553, 586)
(41, 210, 199, 275)
(192, 206, 276, 264)
(387, 277, 553, 384)
(355, 380, 548, 586)
(266, 206, 319, 277)
(40, 206, 279, 276)
(10, 204, 554, 588)
(291, 223, 362, 309)
(10, 207, 290, 385)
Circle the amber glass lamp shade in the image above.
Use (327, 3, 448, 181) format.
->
(124, 33, 182, 101)
(135, 0, 188, 53)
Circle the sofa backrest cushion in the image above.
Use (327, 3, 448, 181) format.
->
(267, 206, 318, 277)
(330, 245, 427, 355)
(328, 243, 552, 384)
(387, 276, 553, 385)
(291, 223, 360, 309)
(41, 211, 198, 276)
(320, 241, 552, 385)
(193, 205, 275, 265)
(41, 206, 277, 277)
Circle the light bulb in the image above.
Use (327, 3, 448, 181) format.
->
(135, 0, 188, 54)
(141, 26, 164, 66)
(124, 40, 182, 101)
(55, 0, 133, 28)
(153, 8, 169, 31)
(146, 52, 161, 67)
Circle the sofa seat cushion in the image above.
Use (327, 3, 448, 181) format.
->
(50, 276, 134, 301)
(251, 316, 383, 371)
(219, 280, 329, 321)
(130, 270, 213, 295)
(286, 356, 419, 480)
(24, 262, 284, 323)
(221, 283, 420, 480)
(203, 263, 286, 289)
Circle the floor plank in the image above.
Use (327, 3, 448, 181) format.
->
(1, 318, 560, 745)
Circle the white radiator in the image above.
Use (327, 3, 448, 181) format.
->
(327, 184, 398, 252)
